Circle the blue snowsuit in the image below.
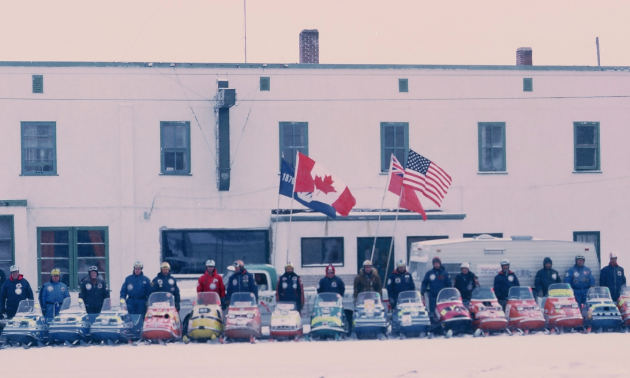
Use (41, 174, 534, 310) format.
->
(421, 267, 451, 315)
(317, 276, 345, 296)
(564, 265, 595, 306)
(600, 263, 626, 301)
(493, 270, 520, 302)
(150, 272, 181, 311)
(0, 275, 34, 318)
(387, 269, 416, 308)
(79, 276, 110, 314)
(39, 279, 70, 319)
(120, 271, 152, 315)
(226, 269, 258, 303)
(276, 271, 305, 310)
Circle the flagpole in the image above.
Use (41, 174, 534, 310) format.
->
(370, 154, 395, 263)
(285, 152, 300, 265)
(384, 184, 405, 285)
(272, 190, 281, 269)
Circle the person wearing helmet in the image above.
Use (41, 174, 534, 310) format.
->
(387, 260, 415, 309)
(534, 257, 561, 298)
(0, 265, 34, 319)
(353, 260, 383, 300)
(38, 268, 70, 320)
(197, 259, 226, 305)
(276, 262, 305, 311)
(453, 262, 479, 306)
(317, 264, 345, 296)
(79, 266, 110, 314)
(151, 262, 181, 311)
(493, 259, 520, 309)
(120, 261, 152, 316)
(421, 257, 452, 318)
(226, 260, 258, 307)
(600, 252, 626, 301)
(564, 254, 595, 307)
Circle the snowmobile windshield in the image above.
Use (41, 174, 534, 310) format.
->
(548, 283, 574, 298)
(587, 287, 612, 301)
(230, 292, 256, 307)
(621, 286, 630, 296)
(197, 292, 221, 306)
(315, 293, 342, 307)
(147, 292, 176, 308)
(397, 291, 422, 304)
(59, 297, 86, 314)
(437, 288, 461, 303)
(101, 298, 128, 312)
(471, 287, 497, 300)
(508, 286, 534, 300)
(356, 292, 382, 306)
(275, 302, 296, 312)
(16, 299, 42, 315)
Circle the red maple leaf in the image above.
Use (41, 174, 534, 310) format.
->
(314, 175, 337, 194)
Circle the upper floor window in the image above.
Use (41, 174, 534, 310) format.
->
(301, 237, 344, 267)
(523, 78, 533, 92)
(398, 79, 408, 92)
(161, 121, 191, 175)
(478, 122, 506, 172)
(32, 75, 43, 93)
(279, 122, 308, 168)
(260, 77, 270, 91)
(21, 122, 56, 175)
(574, 122, 600, 171)
(381, 122, 408, 172)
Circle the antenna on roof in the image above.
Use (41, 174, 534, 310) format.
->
(243, 0, 247, 63)
(596, 37, 601, 67)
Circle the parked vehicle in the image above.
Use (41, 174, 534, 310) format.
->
(506, 286, 545, 333)
(543, 283, 583, 331)
(225, 292, 261, 342)
(353, 291, 388, 339)
(48, 297, 92, 344)
(91, 298, 143, 343)
(435, 288, 472, 337)
(269, 302, 303, 341)
(309, 292, 347, 340)
(1, 299, 48, 346)
(391, 290, 430, 337)
(584, 287, 622, 331)
(185, 292, 224, 342)
(616, 286, 630, 327)
(468, 287, 507, 335)
(141, 292, 182, 343)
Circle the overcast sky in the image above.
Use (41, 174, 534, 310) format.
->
(1, 0, 628, 66)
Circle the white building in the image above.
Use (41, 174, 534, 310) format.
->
(0, 54, 627, 290)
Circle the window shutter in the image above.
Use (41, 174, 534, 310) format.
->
(32, 75, 43, 93)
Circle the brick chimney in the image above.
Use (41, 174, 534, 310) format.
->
(299, 29, 319, 64)
(516, 47, 532, 65)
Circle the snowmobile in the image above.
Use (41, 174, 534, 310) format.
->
(269, 302, 303, 340)
(391, 290, 430, 337)
(309, 292, 347, 340)
(185, 292, 224, 342)
(91, 298, 143, 343)
(506, 286, 545, 333)
(544, 283, 583, 331)
(1, 299, 49, 346)
(141, 292, 182, 343)
(353, 291, 388, 339)
(48, 297, 92, 344)
(435, 288, 472, 336)
(225, 292, 261, 342)
(616, 286, 630, 326)
(584, 286, 622, 331)
(468, 287, 507, 334)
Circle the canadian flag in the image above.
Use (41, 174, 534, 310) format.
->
(294, 153, 356, 217)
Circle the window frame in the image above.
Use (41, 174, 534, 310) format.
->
(523, 78, 533, 92)
(0, 215, 15, 274)
(574, 122, 600, 171)
(260, 77, 270, 91)
(32, 75, 43, 93)
(380, 122, 409, 172)
(37, 227, 109, 290)
(279, 122, 308, 169)
(478, 122, 506, 172)
(160, 121, 191, 175)
(398, 78, 408, 93)
(21, 121, 57, 176)
(573, 231, 600, 265)
(300, 237, 345, 267)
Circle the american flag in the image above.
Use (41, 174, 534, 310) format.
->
(403, 149, 452, 207)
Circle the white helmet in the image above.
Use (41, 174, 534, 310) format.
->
(460, 262, 470, 269)
(9, 265, 19, 272)
(206, 260, 216, 267)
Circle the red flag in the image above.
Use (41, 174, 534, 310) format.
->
(387, 155, 427, 221)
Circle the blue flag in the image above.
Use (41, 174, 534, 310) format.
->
(279, 159, 337, 218)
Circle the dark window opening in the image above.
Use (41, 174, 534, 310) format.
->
(301, 237, 344, 267)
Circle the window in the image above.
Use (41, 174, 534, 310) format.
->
(478, 122, 506, 172)
(301, 237, 344, 267)
(574, 122, 600, 171)
(260, 77, 270, 91)
(406, 236, 448, 262)
(21, 122, 56, 175)
(37, 227, 108, 290)
(160, 121, 191, 175)
(523, 78, 533, 92)
(0, 216, 14, 279)
(279, 122, 308, 168)
(32, 75, 43, 93)
(162, 229, 269, 275)
(381, 122, 409, 172)
(574, 231, 600, 265)
(398, 79, 408, 93)
(463, 233, 503, 238)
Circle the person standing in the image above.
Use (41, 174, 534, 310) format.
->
(564, 254, 595, 307)
(600, 252, 626, 301)
(120, 261, 151, 316)
(534, 257, 561, 298)
(386, 260, 415, 308)
(197, 260, 226, 305)
(79, 266, 110, 314)
(226, 260, 258, 305)
(39, 268, 70, 320)
(276, 262, 305, 311)
(353, 260, 383, 300)
(317, 264, 345, 296)
(453, 262, 479, 306)
(151, 262, 181, 311)
(421, 257, 451, 317)
(493, 259, 520, 309)
(0, 265, 34, 319)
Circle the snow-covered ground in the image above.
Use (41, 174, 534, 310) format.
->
(1, 333, 624, 378)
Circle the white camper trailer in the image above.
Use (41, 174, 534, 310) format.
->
(409, 235, 600, 289)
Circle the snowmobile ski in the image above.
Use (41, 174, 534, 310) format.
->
(473, 329, 482, 338)
(445, 329, 453, 339)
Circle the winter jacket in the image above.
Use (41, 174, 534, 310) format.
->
(79, 276, 110, 314)
(387, 269, 415, 306)
(534, 258, 561, 297)
(353, 268, 383, 299)
(39, 279, 70, 319)
(421, 266, 451, 298)
(493, 270, 520, 301)
(151, 272, 181, 311)
(453, 271, 479, 301)
(196, 269, 226, 298)
(600, 263, 626, 301)
(564, 265, 595, 291)
(0, 269, 5, 287)
(0, 275, 34, 318)
(226, 269, 258, 303)
(276, 271, 305, 310)
(317, 265, 345, 296)
(120, 271, 152, 315)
